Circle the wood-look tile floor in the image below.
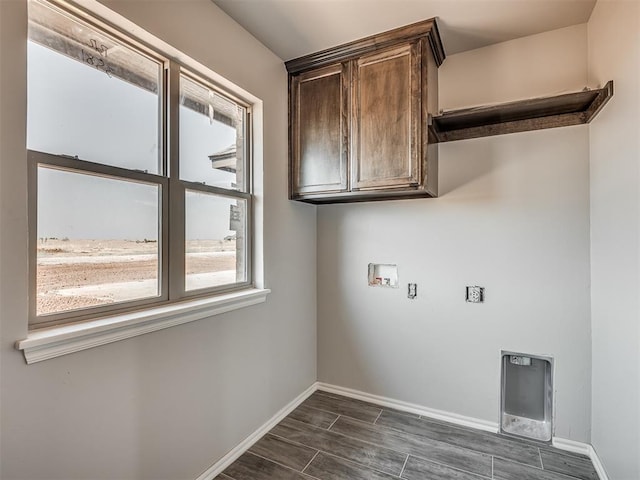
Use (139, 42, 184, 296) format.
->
(216, 391, 599, 480)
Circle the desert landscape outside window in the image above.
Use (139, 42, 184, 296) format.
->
(27, 0, 252, 327)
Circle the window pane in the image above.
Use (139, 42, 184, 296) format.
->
(180, 75, 246, 190)
(185, 190, 247, 291)
(37, 167, 160, 316)
(27, 0, 161, 173)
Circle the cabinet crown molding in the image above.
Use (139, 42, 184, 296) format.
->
(285, 17, 445, 74)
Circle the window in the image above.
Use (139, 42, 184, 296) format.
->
(27, 0, 252, 328)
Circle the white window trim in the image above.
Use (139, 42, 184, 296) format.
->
(16, 287, 270, 364)
(16, 0, 268, 363)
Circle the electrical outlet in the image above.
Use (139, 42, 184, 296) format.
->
(466, 286, 485, 303)
(408, 283, 417, 299)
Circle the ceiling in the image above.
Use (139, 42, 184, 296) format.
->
(212, 0, 596, 61)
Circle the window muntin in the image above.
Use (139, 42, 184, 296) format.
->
(27, 0, 253, 327)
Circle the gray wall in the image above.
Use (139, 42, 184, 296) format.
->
(0, 1, 316, 479)
(588, 1, 640, 477)
(3, 1, 639, 477)
(317, 25, 594, 442)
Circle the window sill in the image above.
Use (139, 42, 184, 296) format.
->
(16, 288, 271, 364)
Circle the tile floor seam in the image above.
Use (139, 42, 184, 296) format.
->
(216, 474, 235, 480)
(315, 390, 386, 410)
(244, 450, 321, 479)
(378, 411, 524, 442)
(290, 405, 342, 424)
(493, 456, 590, 480)
(312, 392, 384, 417)
(538, 452, 600, 480)
(374, 409, 384, 424)
(406, 455, 493, 480)
(326, 414, 341, 430)
(374, 417, 541, 469)
(314, 390, 344, 399)
(301, 450, 320, 473)
(317, 450, 404, 479)
(308, 417, 497, 480)
(298, 420, 472, 472)
(267, 431, 327, 453)
(389, 412, 538, 450)
(298, 404, 353, 419)
(492, 455, 548, 471)
(317, 403, 511, 460)
(317, 414, 500, 477)
(539, 447, 591, 461)
(546, 470, 592, 480)
(399, 453, 409, 478)
(334, 413, 498, 464)
(282, 415, 403, 456)
(306, 419, 421, 465)
(263, 427, 405, 477)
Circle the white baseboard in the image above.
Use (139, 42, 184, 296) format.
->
(552, 437, 592, 457)
(588, 445, 610, 480)
(551, 440, 610, 480)
(195, 381, 609, 480)
(316, 382, 498, 433)
(195, 383, 317, 480)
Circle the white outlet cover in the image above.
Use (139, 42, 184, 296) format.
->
(466, 286, 484, 303)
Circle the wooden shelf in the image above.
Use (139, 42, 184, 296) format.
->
(431, 81, 613, 143)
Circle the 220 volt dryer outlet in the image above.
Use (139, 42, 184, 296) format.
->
(466, 286, 485, 303)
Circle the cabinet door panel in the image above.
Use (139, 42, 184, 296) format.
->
(291, 63, 349, 196)
(352, 43, 420, 190)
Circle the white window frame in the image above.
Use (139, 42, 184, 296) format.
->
(17, 0, 268, 363)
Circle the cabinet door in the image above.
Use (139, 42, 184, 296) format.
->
(290, 63, 350, 196)
(352, 42, 421, 190)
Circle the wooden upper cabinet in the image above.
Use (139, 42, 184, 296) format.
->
(286, 19, 445, 204)
(352, 43, 420, 191)
(290, 63, 350, 196)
